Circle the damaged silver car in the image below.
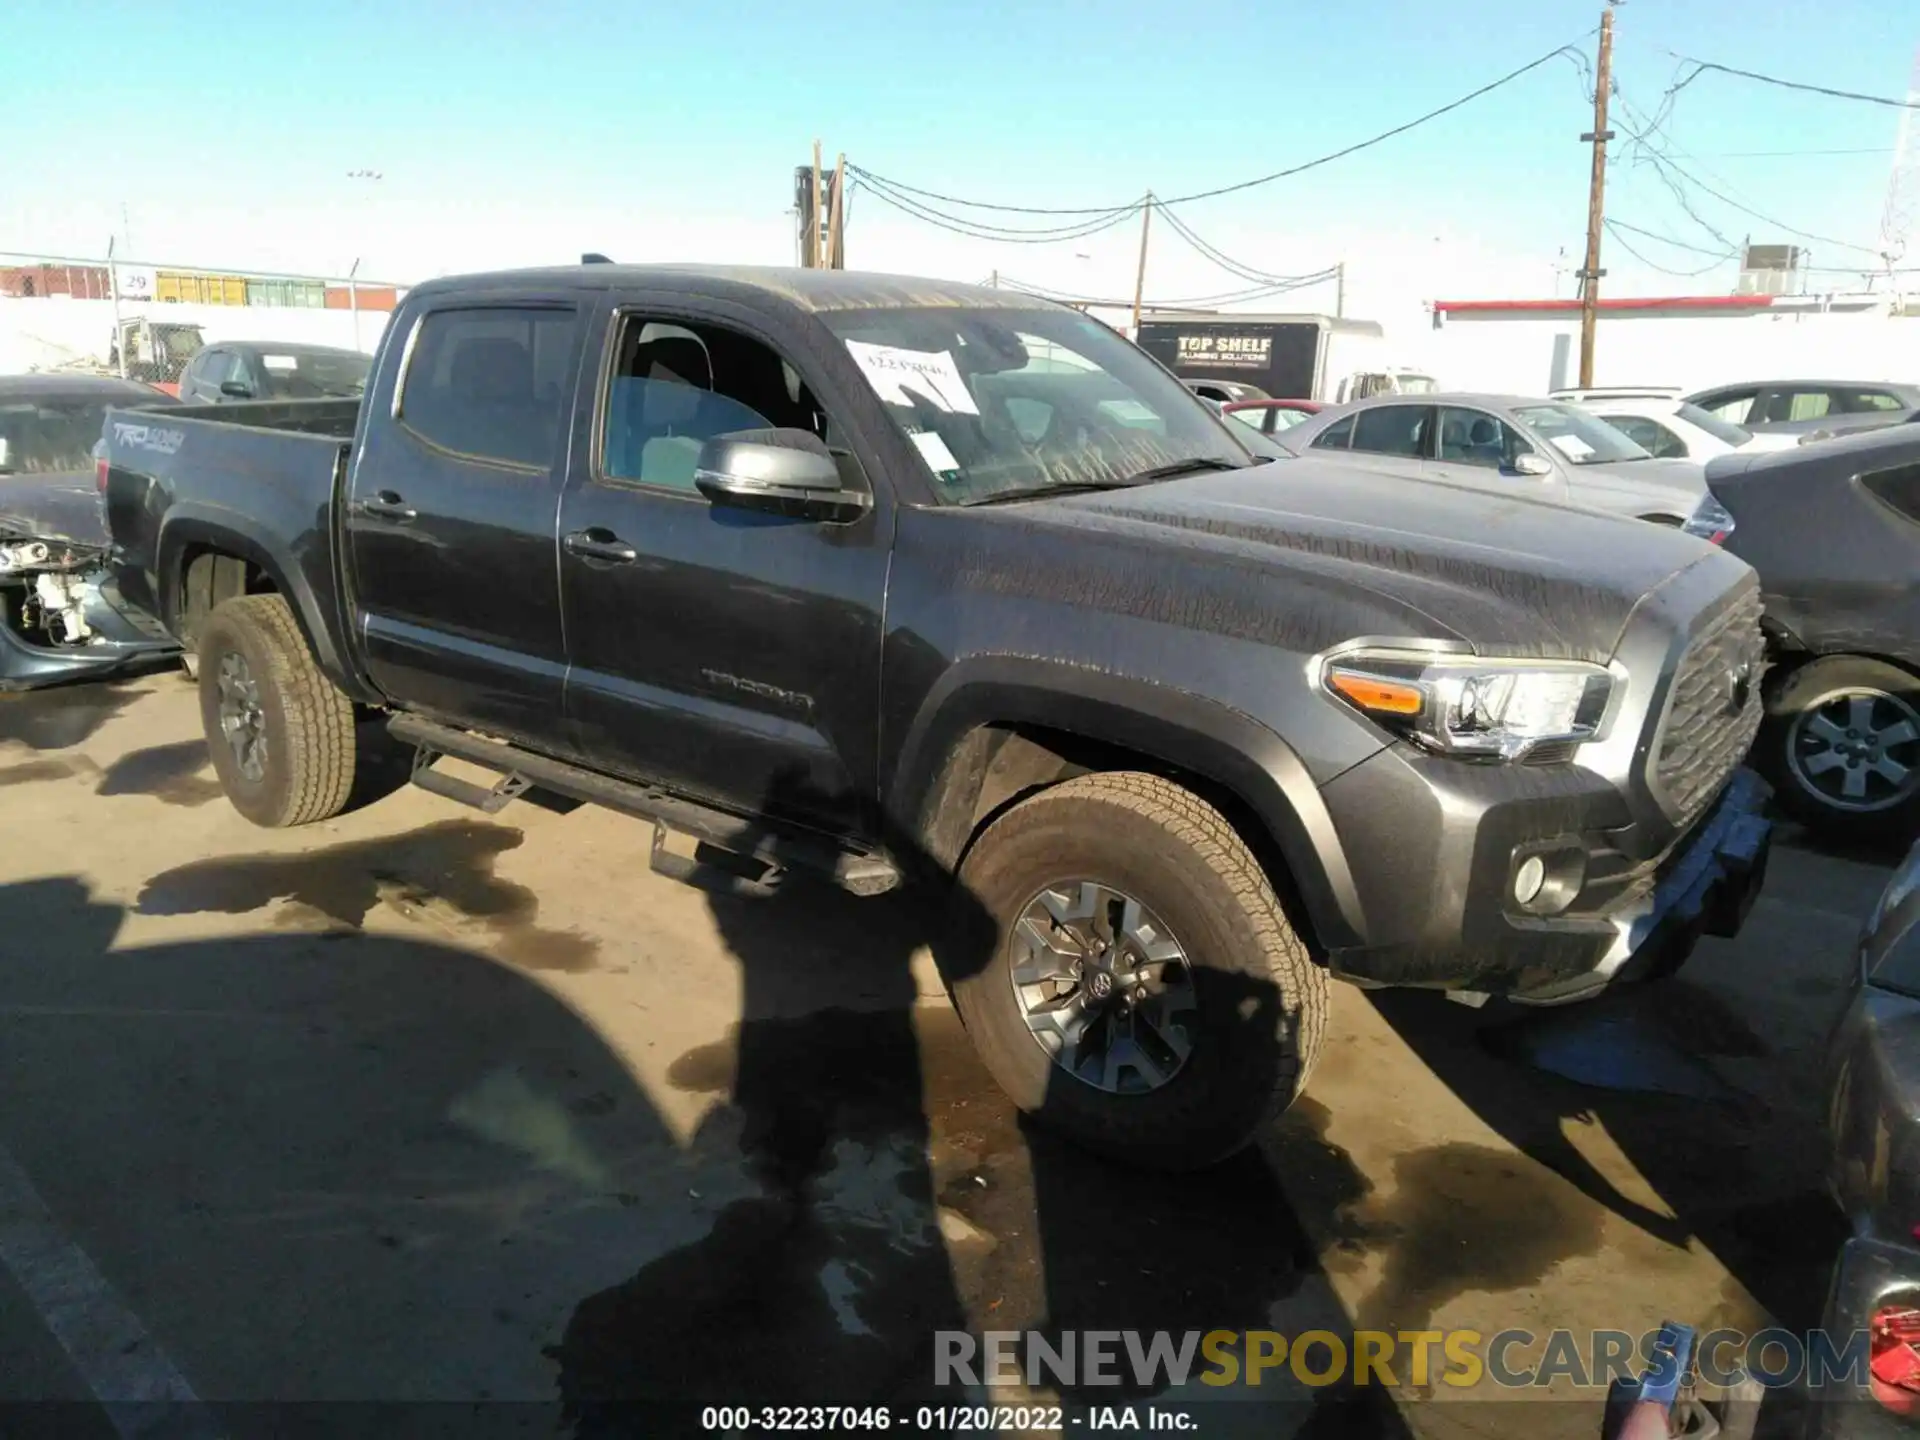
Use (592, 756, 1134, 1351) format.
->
(0, 375, 181, 690)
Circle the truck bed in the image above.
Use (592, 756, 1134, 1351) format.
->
(100, 398, 363, 654)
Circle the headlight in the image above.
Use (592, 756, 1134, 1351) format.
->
(1319, 649, 1615, 761)
(1681, 492, 1736, 544)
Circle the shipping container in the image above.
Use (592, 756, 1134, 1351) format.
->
(245, 279, 290, 307)
(0, 264, 112, 299)
(324, 284, 399, 311)
(216, 275, 246, 306)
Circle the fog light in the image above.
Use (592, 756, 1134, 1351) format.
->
(1514, 855, 1547, 905)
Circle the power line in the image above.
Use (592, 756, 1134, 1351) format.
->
(853, 178, 1147, 244)
(1602, 220, 1734, 278)
(1698, 146, 1893, 158)
(997, 269, 1339, 310)
(1614, 90, 1883, 257)
(845, 33, 1593, 217)
(1664, 56, 1920, 111)
(1151, 202, 1330, 287)
(1604, 216, 1735, 259)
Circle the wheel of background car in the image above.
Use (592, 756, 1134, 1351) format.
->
(1758, 655, 1920, 845)
(937, 771, 1326, 1170)
(196, 594, 358, 828)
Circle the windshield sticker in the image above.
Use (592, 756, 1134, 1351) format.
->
(1547, 434, 1594, 461)
(909, 430, 962, 478)
(261, 355, 299, 370)
(845, 341, 980, 416)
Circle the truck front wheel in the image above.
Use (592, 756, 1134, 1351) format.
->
(197, 594, 357, 828)
(945, 771, 1326, 1171)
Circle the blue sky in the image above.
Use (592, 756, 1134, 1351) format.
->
(1, 0, 1914, 311)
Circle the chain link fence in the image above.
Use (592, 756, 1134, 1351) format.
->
(0, 251, 410, 388)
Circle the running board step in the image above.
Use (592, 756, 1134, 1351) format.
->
(387, 715, 902, 897)
(409, 746, 531, 815)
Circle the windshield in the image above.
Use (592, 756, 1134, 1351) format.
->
(257, 351, 371, 399)
(821, 306, 1248, 505)
(1676, 402, 1752, 448)
(0, 398, 116, 474)
(1512, 402, 1650, 465)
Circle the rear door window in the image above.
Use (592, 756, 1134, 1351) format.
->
(1698, 389, 1758, 424)
(1350, 405, 1432, 458)
(399, 307, 580, 470)
(1603, 414, 1685, 457)
(1310, 414, 1355, 450)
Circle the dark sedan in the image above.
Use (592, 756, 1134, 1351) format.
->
(175, 340, 371, 404)
(0, 374, 182, 688)
(1693, 426, 1920, 843)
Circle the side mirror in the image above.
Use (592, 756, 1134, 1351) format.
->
(693, 431, 869, 522)
(1512, 452, 1555, 478)
(219, 380, 254, 399)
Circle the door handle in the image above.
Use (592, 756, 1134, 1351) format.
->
(564, 529, 638, 563)
(358, 490, 417, 521)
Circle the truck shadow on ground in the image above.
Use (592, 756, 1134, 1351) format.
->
(1368, 977, 1851, 1333)
(549, 770, 1412, 1438)
(0, 874, 677, 1434)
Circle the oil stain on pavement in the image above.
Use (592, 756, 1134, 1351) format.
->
(95, 740, 224, 807)
(134, 818, 599, 971)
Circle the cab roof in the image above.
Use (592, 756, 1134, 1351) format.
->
(405, 264, 1060, 315)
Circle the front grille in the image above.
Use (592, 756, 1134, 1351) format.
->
(1651, 582, 1766, 822)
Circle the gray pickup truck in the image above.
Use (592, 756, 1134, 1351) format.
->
(103, 264, 1773, 1168)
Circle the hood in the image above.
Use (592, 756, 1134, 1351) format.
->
(1568, 456, 1706, 514)
(997, 458, 1737, 663)
(0, 472, 109, 550)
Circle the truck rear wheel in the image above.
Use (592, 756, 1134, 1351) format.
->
(945, 771, 1325, 1171)
(197, 594, 356, 828)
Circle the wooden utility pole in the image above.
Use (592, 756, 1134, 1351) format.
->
(1130, 194, 1154, 335)
(1577, 5, 1617, 387)
(826, 152, 846, 269)
(809, 139, 824, 269)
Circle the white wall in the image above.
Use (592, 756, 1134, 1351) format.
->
(1428, 305, 1920, 396)
(0, 297, 393, 374)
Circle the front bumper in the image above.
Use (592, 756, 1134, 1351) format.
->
(1322, 750, 1773, 1003)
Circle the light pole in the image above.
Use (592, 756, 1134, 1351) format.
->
(346, 170, 383, 350)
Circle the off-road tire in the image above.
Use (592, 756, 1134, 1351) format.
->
(943, 771, 1326, 1171)
(1758, 653, 1920, 847)
(197, 594, 356, 828)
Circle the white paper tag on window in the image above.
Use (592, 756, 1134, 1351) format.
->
(262, 355, 299, 371)
(845, 341, 979, 415)
(910, 429, 961, 477)
(1547, 434, 1593, 460)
